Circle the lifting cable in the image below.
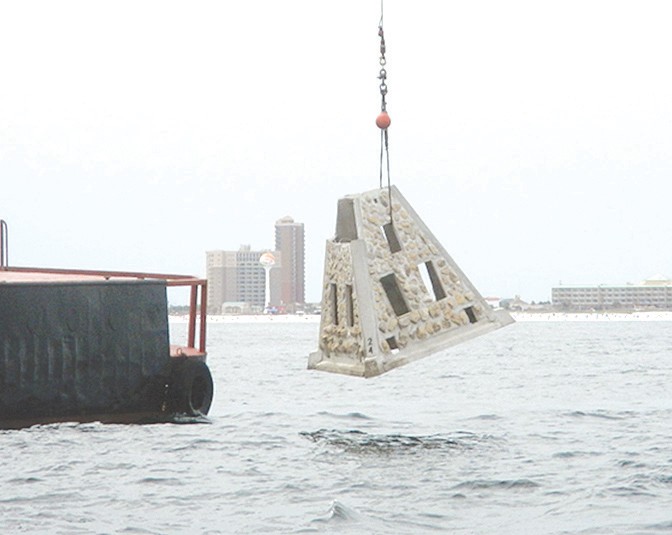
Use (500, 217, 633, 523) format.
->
(375, 0, 393, 223)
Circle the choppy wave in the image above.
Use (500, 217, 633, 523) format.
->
(311, 499, 361, 524)
(1, 321, 671, 534)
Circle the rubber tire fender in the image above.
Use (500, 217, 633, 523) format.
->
(169, 358, 214, 416)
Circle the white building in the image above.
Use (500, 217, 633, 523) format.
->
(206, 245, 281, 314)
(552, 275, 672, 309)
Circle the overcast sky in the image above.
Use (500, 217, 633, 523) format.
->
(2, 1, 671, 303)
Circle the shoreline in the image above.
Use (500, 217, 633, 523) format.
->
(169, 311, 672, 324)
(511, 311, 672, 322)
(169, 314, 321, 324)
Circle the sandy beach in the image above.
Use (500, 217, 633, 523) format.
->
(169, 311, 672, 324)
(169, 313, 322, 324)
(511, 311, 672, 322)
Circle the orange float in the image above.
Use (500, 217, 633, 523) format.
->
(375, 111, 391, 129)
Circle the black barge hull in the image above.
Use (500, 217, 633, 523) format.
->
(0, 278, 212, 429)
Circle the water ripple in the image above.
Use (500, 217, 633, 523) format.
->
(315, 411, 374, 421)
(300, 428, 487, 455)
(451, 478, 541, 491)
(566, 409, 637, 420)
(643, 519, 672, 531)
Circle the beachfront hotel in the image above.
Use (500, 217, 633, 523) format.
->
(205, 216, 305, 314)
(205, 245, 279, 314)
(552, 275, 672, 310)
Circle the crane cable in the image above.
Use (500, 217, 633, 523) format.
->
(375, 0, 393, 222)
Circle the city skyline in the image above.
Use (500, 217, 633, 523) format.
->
(2, 2, 671, 304)
(205, 216, 305, 313)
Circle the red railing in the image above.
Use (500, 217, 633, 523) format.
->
(168, 276, 208, 354)
(0, 219, 8, 268)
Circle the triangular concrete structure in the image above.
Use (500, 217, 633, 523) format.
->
(308, 186, 514, 378)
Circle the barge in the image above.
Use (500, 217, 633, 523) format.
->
(0, 220, 213, 429)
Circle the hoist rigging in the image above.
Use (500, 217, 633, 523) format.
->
(375, 0, 393, 222)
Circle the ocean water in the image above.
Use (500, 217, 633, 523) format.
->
(1, 319, 671, 534)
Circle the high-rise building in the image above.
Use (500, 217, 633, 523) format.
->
(206, 245, 279, 314)
(274, 216, 305, 311)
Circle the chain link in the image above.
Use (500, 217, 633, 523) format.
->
(378, 26, 388, 111)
